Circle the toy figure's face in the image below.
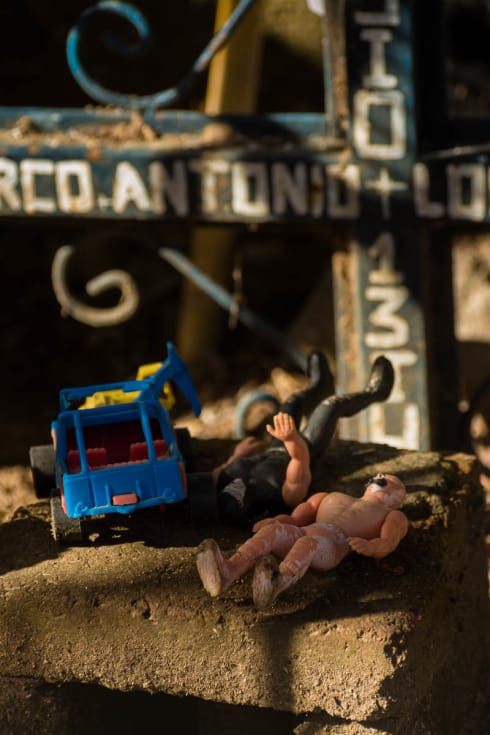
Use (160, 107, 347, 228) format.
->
(363, 473, 406, 508)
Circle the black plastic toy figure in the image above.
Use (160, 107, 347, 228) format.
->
(212, 352, 395, 522)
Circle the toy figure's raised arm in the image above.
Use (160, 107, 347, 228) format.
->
(266, 412, 312, 507)
(347, 509, 409, 559)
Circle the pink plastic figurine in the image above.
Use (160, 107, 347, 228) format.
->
(196, 473, 409, 608)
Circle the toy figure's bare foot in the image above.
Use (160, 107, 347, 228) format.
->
(252, 554, 296, 609)
(196, 539, 231, 597)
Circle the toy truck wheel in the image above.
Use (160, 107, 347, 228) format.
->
(29, 445, 56, 498)
(175, 427, 194, 471)
(186, 472, 218, 526)
(50, 490, 83, 545)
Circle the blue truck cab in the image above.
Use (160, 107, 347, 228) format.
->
(30, 342, 212, 543)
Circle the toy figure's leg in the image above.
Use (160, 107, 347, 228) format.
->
(196, 523, 303, 597)
(252, 536, 318, 609)
(302, 355, 394, 460)
(269, 351, 333, 446)
(252, 524, 350, 608)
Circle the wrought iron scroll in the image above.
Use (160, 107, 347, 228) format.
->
(66, 0, 258, 111)
(51, 245, 139, 327)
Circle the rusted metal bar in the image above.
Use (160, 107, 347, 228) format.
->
(160, 247, 308, 373)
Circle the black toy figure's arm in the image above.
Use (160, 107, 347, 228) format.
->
(211, 436, 260, 486)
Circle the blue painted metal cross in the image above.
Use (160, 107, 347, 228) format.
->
(0, 0, 481, 451)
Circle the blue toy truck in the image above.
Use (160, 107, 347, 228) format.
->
(29, 342, 216, 543)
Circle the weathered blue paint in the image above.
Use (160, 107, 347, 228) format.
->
(1, 104, 489, 224)
(0, 147, 352, 221)
(333, 0, 431, 450)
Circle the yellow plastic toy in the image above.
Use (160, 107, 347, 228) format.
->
(80, 362, 176, 411)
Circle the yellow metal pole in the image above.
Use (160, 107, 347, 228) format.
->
(175, 0, 263, 363)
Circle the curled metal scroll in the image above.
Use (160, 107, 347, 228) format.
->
(51, 245, 139, 327)
(66, 0, 258, 111)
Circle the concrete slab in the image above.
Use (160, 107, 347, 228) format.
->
(0, 440, 487, 734)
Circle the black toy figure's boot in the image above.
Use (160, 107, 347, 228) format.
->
(271, 350, 335, 439)
(302, 355, 395, 460)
